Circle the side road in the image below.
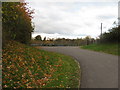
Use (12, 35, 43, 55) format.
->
(41, 46, 118, 88)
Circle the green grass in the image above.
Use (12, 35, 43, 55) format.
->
(81, 43, 119, 56)
(2, 41, 81, 88)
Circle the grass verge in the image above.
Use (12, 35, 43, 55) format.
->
(2, 41, 80, 88)
(81, 43, 119, 56)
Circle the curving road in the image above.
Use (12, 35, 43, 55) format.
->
(40, 46, 118, 88)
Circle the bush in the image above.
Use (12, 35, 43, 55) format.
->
(100, 26, 119, 43)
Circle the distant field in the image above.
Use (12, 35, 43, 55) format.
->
(81, 43, 119, 56)
(2, 41, 80, 88)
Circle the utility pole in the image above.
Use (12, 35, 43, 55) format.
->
(100, 23, 103, 43)
(118, 1, 120, 26)
(101, 23, 102, 37)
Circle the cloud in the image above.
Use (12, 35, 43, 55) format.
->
(26, 1, 118, 39)
(26, 0, 119, 3)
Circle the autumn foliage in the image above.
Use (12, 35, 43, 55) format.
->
(2, 2, 34, 45)
(2, 41, 80, 88)
(2, 2, 80, 88)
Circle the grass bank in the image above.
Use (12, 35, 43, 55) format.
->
(81, 43, 119, 56)
(2, 41, 80, 88)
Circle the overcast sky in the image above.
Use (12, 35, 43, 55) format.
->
(26, 0, 119, 39)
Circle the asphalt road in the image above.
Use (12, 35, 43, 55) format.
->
(41, 46, 118, 88)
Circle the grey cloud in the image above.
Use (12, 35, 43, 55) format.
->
(98, 15, 116, 19)
(35, 24, 75, 35)
(30, 1, 117, 38)
(84, 23, 93, 27)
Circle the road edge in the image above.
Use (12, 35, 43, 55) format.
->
(74, 58, 81, 88)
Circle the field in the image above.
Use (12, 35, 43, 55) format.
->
(81, 43, 119, 56)
(2, 41, 80, 88)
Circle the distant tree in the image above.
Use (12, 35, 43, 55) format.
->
(35, 35, 42, 41)
(101, 26, 119, 43)
(84, 36, 91, 45)
(43, 37, 46, 41)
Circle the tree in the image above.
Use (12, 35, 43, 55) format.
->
(35, 35, 42, 41)
(101, 26, 119, 43)
(2, 2, 34, 45)
(43, 37, 46, 41)
(84, 36, 91, 45)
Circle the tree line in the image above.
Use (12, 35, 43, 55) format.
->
(100, 25, 119, 43)
(2, 2, 34, 46)
(32, 23, 119, 46)
(32, 35, 97, 46)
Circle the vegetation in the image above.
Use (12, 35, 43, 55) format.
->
(2, 2, 34, 45)
(32, 36, 95, 46)
(35, 35, 42, 41)
(100, 25, 119, 43)
(81, 43, 119, 55)
(81, 24, 119, 55)
(3, 41, 80, 88)
(2, 1, 81, 89)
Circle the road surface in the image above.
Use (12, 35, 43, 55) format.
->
(40, 46, 118, 88)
